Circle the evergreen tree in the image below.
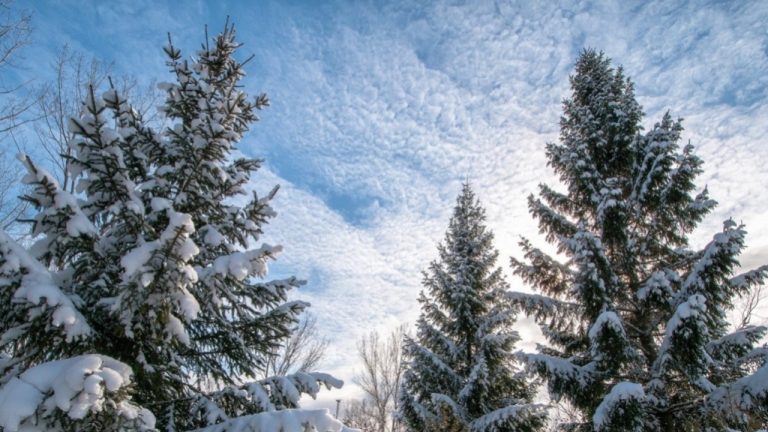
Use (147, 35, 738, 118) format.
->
(510, 49, 768, 431)
(398, 184, 546, 432)
(0, 23, 346, 431)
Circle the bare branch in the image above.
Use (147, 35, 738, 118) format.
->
(737, 283, 767, 328)
(355, 324, 409, 432)
(0, 0, 30, 72)
(0, 1, 32, 236)
(262, 313, 329, 378)
(0, 151, 26, 231)
(342, 398, 379, 431)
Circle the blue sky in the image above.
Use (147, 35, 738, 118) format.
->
(13, 0, 768, 407)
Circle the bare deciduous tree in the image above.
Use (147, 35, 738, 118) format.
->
(355, 324, 408, 432)
(737, 283, 767, 329)
(342, 398, 378, 431)
(0, 153, 24, 231)
(0, 0, 32, 133)
(262, 313, 329, 378)
(0, 0, 32, 235)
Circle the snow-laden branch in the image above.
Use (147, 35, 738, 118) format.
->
(0, 355, 154, 431)
(0, 231, 90, 342)
(190, 371, 344, 427)
(187, 408, 359, 432)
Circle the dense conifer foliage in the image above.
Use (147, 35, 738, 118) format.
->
(0, 23, 346, 431)
(399, 184, 545, 432)
(510, 50, 768, 431)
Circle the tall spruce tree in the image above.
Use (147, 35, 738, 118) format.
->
(0, 23, 347, 431)
(510, 50, 768, 431)
(398, 184, 546, 432)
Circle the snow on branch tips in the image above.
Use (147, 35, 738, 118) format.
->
(187, 409, 358, 432)
(593, 382, 645, 432)
(0, 231, 90, 342)
(190, 372, 344, 428)
(0, 21, 347, 431)
(0, 355, 155, 431)
(469, 404, 549, 432)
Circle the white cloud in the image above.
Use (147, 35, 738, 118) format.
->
(15, 0, 768, 412)
(239, 0, 768, 406)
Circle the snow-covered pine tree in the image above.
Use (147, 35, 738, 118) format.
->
(398, 184, 546, 432)
(510, 49, 768, 431)
(0, 22, 347, 432)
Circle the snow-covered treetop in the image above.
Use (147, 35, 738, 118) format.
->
(510, 50, 768, 430)
(400, 183, 546, 431)
(0, 21, 343, 431)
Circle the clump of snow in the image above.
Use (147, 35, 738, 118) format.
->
(174, 285, 201, 320)
(588, 310, 624, 341)
(679, 219, 744, 301)
(207, 244, 282, 281)
(160, 209, 199, 261)
(636, 270, 678, 302)
(202, 225, 225, 247)
(525, 353, 594, 396)
(165, 314, 189, 345)
(0, 232, 90, 341)
(707, 325, 767, 362)
(469, 404, 548, 432)
(0, 355, 154, 431)
(187, 409, 358, 432)
(18, 154, 97, 240)
(430, 393, 465, 419)
(593, 381, 645, 431)
(708, 363, 768, 417)
(121, 240, 159, 283)
(655, 294, 708, 375)
(191, 372, 346, 430)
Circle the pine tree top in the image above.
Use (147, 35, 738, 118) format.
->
(0, 22, 344, 432)
(511, 50, 768, 431)
(400, 183, 546, 432)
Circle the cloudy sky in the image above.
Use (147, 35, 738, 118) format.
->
(12, 0, 768, 408)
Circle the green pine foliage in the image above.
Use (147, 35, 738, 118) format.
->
(0, 23, 342, 431)
(399, 184, 546, 432)
(510, 50, 768, 431)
